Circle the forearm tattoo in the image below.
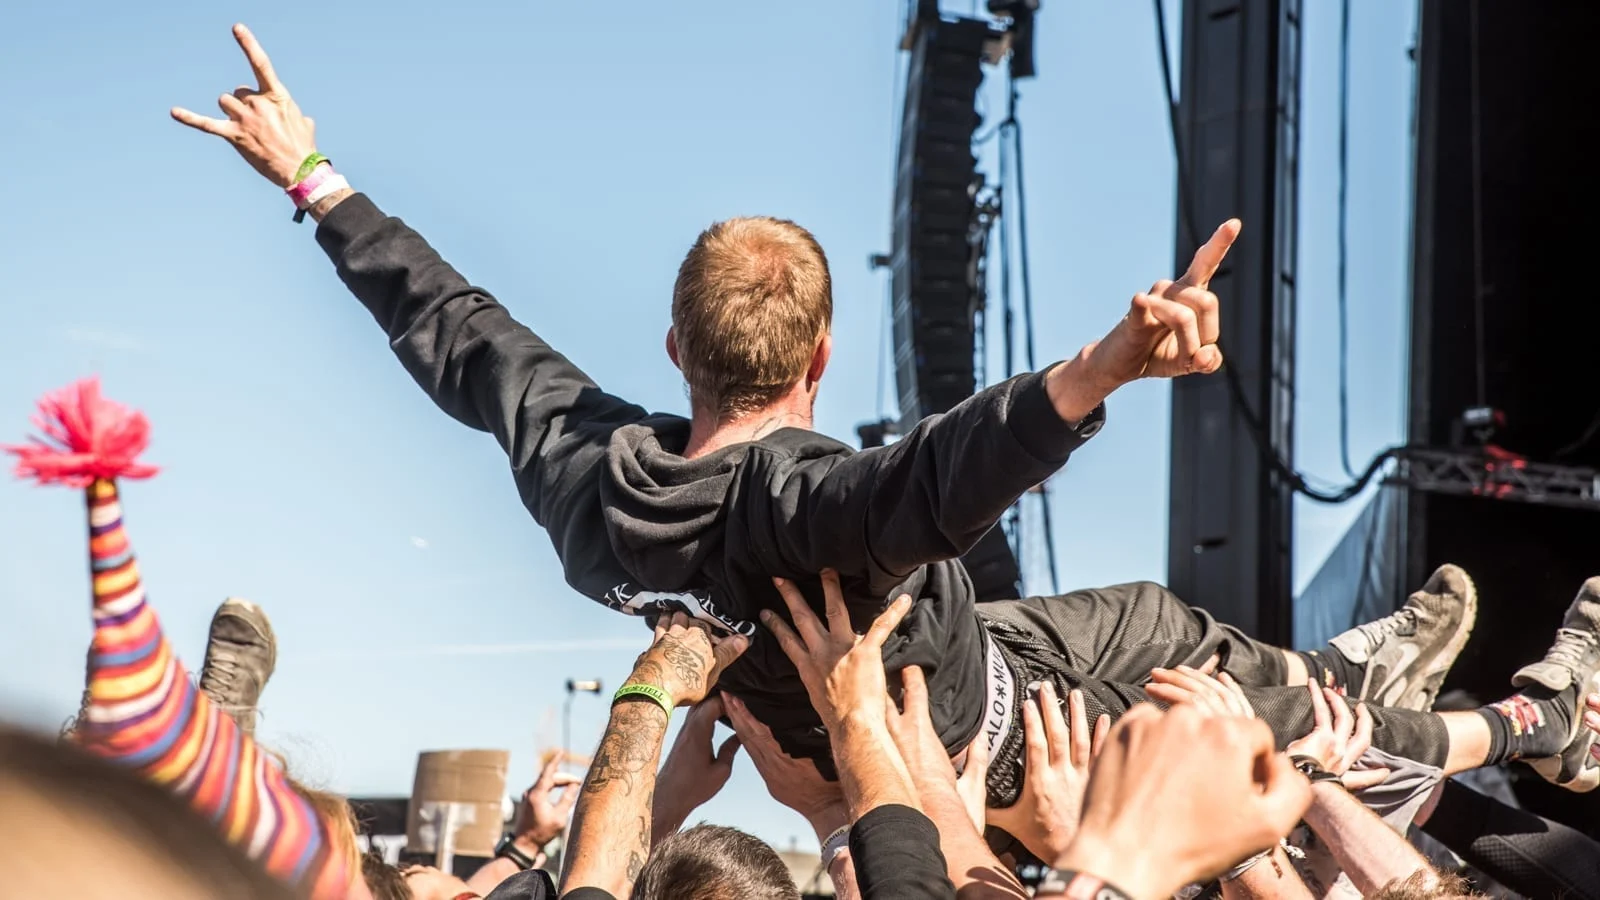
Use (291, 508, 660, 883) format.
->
(625, 815, 648, 884)
(583, 702, 668, 798)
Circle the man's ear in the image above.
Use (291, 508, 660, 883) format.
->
(806, 333, 832, 387)
(666, 327, 682, 370)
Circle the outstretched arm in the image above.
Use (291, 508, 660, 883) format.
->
(173, 25, 645, 540)
(5, 381, 351, 900)
(773, 221, 1241, 594)
(75, 481, 350, 900)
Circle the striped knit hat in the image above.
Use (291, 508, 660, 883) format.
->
(6, 378, 353, 900)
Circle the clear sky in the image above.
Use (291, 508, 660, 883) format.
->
(0, 0, 1417, 855)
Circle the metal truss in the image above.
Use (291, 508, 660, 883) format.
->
(1386, 447, 1600, 512)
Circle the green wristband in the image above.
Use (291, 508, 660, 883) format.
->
(613, 683, 674, 718)
(292, 152, 331, 186)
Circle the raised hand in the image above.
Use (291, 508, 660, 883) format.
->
(762, 570, 912, 732)
(1052, 704, 1309, 900)
(511, 752, 582, 851)
(651, 696, 742, 844)
(1146, 664, 1257, 718)
(1084, 219, 1240, 386)
(171, 24, 318, 188)
(626, 612, 749, 709)
(1286, 684, 1375, 781)
(989, 682, 1105, 863)
(723, 693, 847, 831)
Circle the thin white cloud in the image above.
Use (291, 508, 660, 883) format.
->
(410, 536, 430, 550)
(62, 327, 149, 354)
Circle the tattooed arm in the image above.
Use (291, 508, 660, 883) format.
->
(560, 614, 748, 899)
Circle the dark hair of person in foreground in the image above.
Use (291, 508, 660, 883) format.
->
(0, 724, 300, 900)
(631, 823, 800, 900)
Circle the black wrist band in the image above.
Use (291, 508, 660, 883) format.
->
(494, 835, 538, 870)
(1290, 754, 1344, 786)
(1035, 868, 1133, 899)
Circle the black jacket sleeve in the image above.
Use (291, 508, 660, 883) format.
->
(314, 194, 648, 551)
(849, 804, 956, 900)
(765, 370, 1096, 597)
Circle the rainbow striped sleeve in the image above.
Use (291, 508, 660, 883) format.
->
(75, 479, 350, 900)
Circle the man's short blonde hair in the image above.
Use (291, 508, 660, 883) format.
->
(672, 217, 833, 417)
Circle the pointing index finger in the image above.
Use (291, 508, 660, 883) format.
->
(233, 24, 285, 95)
(1178, 218, 1241, 289)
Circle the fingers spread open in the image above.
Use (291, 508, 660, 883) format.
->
(1091, 713, 1111, 758)
(723, 693, 768, 741)
(711, 632, 750, 672)
(900, 664, 930, 717)
(534, 753, 559, 791)
(1346, 702, 1375, 769)
(1306, 681, 1331, 730)
(819, 569, 853, 638)
(171, 107, 237, 139)
(862, 594, 912, 649)
(1021, 689, 1048, 773)
(1068, 689, 1091, 766)
(760, 608, 806, 668)
(1039, 683, 1071, 766)
(771, 577, 824, 649)
(1143, 682, 1193, 708)
(232, 24, 285, 95)
(1325, 688, 1353, 739)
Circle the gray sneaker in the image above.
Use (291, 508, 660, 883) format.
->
(198, 598, 277, 736)
(1329, 564, 1478, 712)
(1512, 577, 1600, 793)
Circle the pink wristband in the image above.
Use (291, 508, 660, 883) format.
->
(286, 163, 334, 208)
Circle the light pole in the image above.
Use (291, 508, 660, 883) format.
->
(563, 678, 603, 770)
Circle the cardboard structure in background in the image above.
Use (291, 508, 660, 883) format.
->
(406, 749, 510, 859)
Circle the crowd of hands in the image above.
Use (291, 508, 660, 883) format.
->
(390, 569, 1581, 900)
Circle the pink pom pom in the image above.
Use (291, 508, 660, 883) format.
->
(3, 377, 159, 487)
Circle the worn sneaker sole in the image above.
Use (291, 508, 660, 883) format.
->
(1526, 666, 1600, 793)
(1362, 565, 1478, 712)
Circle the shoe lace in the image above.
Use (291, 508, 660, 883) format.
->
(1354, 607, 1419, 650)
(1543, 627, 1598, 677)
(204, 654, 241, 692)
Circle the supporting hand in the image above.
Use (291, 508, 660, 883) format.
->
(625, 612, 749, 709)
(762, 571, 912, 733)
(651, 696, 741, 844)
(989, 683, 1107, 863)
(724, 693, 848, 840)
(1285, 685, 1373, 779)
(1053, 705, 1309, 900)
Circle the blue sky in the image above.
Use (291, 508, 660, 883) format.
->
(0, 1, 1416, 854)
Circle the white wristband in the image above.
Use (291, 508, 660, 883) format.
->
(303, 172, 350, 208)
(820, 825, 850, 864)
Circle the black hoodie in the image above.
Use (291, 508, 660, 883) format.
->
(316, 195, 1096, 767)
